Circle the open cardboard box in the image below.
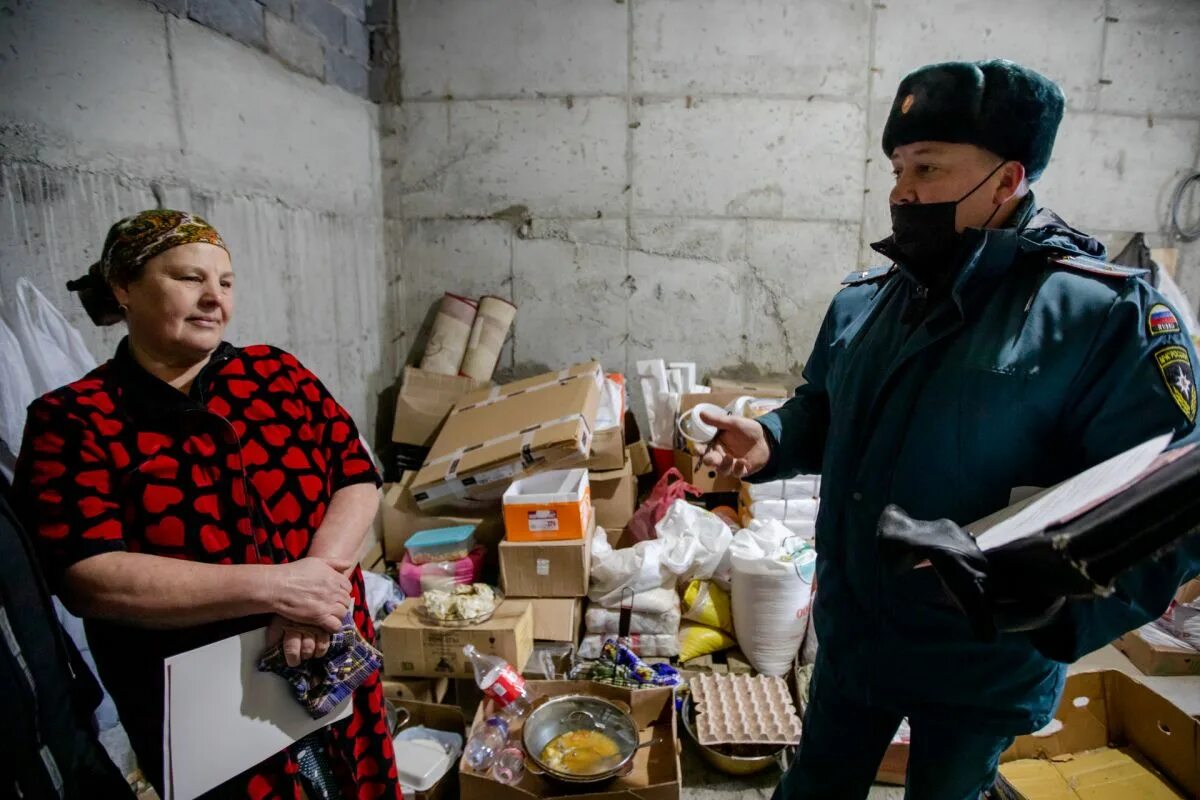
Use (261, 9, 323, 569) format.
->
(996, 669, 1199, 799)
(459, 681, 681, 800)
(391, 698, 468, 800)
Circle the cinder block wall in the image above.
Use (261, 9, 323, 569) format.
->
(0, 0, 390, 435)
(385, 0, 1200, 388)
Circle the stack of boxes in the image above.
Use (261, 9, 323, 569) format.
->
(377, 362, 608, 680)
(499, 469, 592, 655)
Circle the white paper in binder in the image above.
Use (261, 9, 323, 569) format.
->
(162, 627, 352, 800)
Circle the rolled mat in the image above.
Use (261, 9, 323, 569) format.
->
(459, 295, 516, 381)
(419, 292, 477, 376)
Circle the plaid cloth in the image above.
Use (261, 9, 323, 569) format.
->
(258, 618, 383, 719)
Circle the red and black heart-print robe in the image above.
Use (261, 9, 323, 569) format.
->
(12, 339, 401, 800)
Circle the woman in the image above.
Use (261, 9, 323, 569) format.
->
(12, 210, 401, 799)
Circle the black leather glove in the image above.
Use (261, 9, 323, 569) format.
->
(877, 505, 1067, 641)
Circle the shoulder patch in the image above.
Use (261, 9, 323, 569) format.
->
(1049, 253, 1148, 280)
(1154, 345, 1197, 423)
(842, 266, 895, 286)
(1148, 303, 1182, 337)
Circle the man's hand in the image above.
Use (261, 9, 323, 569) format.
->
(699, 412, 772, 478)
(267, 615, 334, 667)
(269, 557, 353, 633)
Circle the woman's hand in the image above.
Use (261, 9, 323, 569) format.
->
(267, 615, 334, 667)
(699, 411, 772, 478)
(269, 556, 353, 633)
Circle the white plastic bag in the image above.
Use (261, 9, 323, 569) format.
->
(0, 314, 36, 475)
(8, 278, 97, 394)
(588, 500, 733, 606)
(730, 520, 815, 676)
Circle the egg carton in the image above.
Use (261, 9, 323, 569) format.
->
(692, 673, 803, 746)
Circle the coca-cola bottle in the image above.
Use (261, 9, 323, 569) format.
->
(462, 645, 531, 773)
(463, 644, 531, 717)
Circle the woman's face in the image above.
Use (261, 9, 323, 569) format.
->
(112, 242, 234, 361)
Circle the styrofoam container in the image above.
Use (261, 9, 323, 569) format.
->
(502, 469, 592, 542)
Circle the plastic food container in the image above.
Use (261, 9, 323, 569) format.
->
(405, 525, 477, 564)
(398, 546, 486, 598)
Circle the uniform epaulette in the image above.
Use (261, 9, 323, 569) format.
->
(1048, 253, 1148, 280)
(841, 266, 895, 286)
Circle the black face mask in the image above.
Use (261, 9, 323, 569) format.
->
(889, 161, 1007, 289)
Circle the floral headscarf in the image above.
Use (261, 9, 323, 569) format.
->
(68, 210, 228, 326)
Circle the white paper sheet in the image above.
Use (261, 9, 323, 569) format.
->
(163, 626, 353, 800)
(969, 433, 1173, 552)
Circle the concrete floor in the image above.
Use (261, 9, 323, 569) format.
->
(679, 644, 1200, 800)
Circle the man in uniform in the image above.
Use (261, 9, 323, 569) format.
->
(702, 59, 1200, 798)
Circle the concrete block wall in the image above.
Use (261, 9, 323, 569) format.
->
(0, 0, 389, 435)
(385, 0, 1200, 391)
(148, 0, 375, 98)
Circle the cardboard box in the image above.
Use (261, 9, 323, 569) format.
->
(591, 459, 636, 534)
(628, 439, 653, 477)
(673, 392, 744, 494)
(1114, 626, 1200, 676)
(584, 420, 626, 471)
(411, 363, 603, 508)
(996, 669, 1199, 799)
(673, 450, 740, 494)
(380, 476, 502, 562)
(379, 599, 534, 678)
(392, 699, 467, 800)
(526, 597, 583, 643)
(503, 469, 593, 543)
(381, 677, 451, 705)
(392, 366, 485, 446)
(460, 681, 680, 800)
(707, 377, 793, 399)
(500, 527, 592, 598)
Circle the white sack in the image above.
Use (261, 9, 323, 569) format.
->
(730, 520, 816, 676)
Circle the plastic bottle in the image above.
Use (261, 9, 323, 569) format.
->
(462, 644, 530, 718)
(462, 645, 531, 773)
(464, 714, 511, 772)
(489, 746, 526, 784)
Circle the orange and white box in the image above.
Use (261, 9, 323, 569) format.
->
(503, 469, 593, 542)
